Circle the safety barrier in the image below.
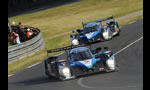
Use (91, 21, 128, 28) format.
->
(8, 26, 44, 63)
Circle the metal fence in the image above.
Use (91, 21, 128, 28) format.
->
(8, 27, 45, 63)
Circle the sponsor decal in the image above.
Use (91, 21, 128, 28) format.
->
(79, 59, 92, 66)
(85, 32, 94, 39)
(115, 26, 118, 32)
(84, 60, 90, 64)
(58, 59, 66, 62)
(97, 38, 101, 40)
(99, 67, 104, 70)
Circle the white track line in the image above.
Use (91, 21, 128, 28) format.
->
(115, 37, 143, 55)
(25, 52, 64, 69)
(8, 74, 14, 77)
(26, 62, 41, 69)
(77, 77, 138, 89)
(77, 36, 143, 88)
(8, 62, 42, 78)
(128, 21, 136, 24)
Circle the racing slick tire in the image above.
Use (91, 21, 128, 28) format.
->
(116, 28, 121, 36)
(109, 31, 113, 40)
(48, 75, 54, 79)
(107, 30, 113, 41)
(115, 23, 121, 36)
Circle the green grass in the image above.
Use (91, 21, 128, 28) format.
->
(8, 0, 143, 74)
(119, 15, 143, 26)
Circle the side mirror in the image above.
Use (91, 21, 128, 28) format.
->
(96, 47, 102, 53)
(91, 47, 102, 54)
(77, 29, 82, 33)
(72, 29, 76, 33)
(104, 47, 108, 51)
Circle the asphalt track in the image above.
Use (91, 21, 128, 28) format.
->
(8, 18, 143, 90)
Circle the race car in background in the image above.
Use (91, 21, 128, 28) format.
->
(70, 16, 120, 45)
(44, 45, 119, 81)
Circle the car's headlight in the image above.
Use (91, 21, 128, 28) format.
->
(62, 67, 71, 77)
(59, 67, 71, 78)
(106, 56, 115, 70)
(103, 31, 109, 40)
(72, 39, 79, 45)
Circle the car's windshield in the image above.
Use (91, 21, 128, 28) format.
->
(71, 50, 92, 61)
(83, 25, 100, 33)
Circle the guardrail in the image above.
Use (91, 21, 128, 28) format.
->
(8, 26, 45, 63)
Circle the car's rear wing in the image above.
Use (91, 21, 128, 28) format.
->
(46, 44, 89, 59)
(46, 44, 86, 54)
(46, 43, 109, 57)
(82, 16, 115, 27)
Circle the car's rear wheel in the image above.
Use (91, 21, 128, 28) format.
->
(115, 23, 121, 36)
(48, 75, 53, 79)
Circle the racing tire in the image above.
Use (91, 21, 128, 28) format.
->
(116, 28, 121, 36)
(114, 65, 120, 71)
(115, 23, 121, 36)
(48, 75, 53, 79)
(108, 30, 113, 40)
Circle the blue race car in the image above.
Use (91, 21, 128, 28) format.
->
(44, 45, 119, 80)
(70, 16, 120, 45)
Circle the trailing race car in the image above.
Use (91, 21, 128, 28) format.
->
(44, 45, 119, 81)
(70, 16, 120, 45)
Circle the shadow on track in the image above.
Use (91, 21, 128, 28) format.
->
(9, 71, 113, 86)
(9, 76, 60, 86)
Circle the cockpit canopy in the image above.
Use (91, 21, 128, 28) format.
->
(83, 23, 101, 33)
(69, 47, 92, 61)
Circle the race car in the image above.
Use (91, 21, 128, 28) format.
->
(70, 16, 120, 45)
(44, 45, 119, 81)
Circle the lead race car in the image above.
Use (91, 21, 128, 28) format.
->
(44, 45, 119, 81)
(70, 16, 120, 45)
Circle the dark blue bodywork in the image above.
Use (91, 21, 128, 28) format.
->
(55, 47, 114, 69)
(70, 16, 119, 44)
(44, 45, 118, 80)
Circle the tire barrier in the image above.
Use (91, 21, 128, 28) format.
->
(8, 26, 45, 63)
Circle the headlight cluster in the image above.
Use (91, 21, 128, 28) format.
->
(106, 56, 115, 70)
(103, 30, 109, 40)
(59, 66, 71, 78)
(72, 39, 79, 45)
